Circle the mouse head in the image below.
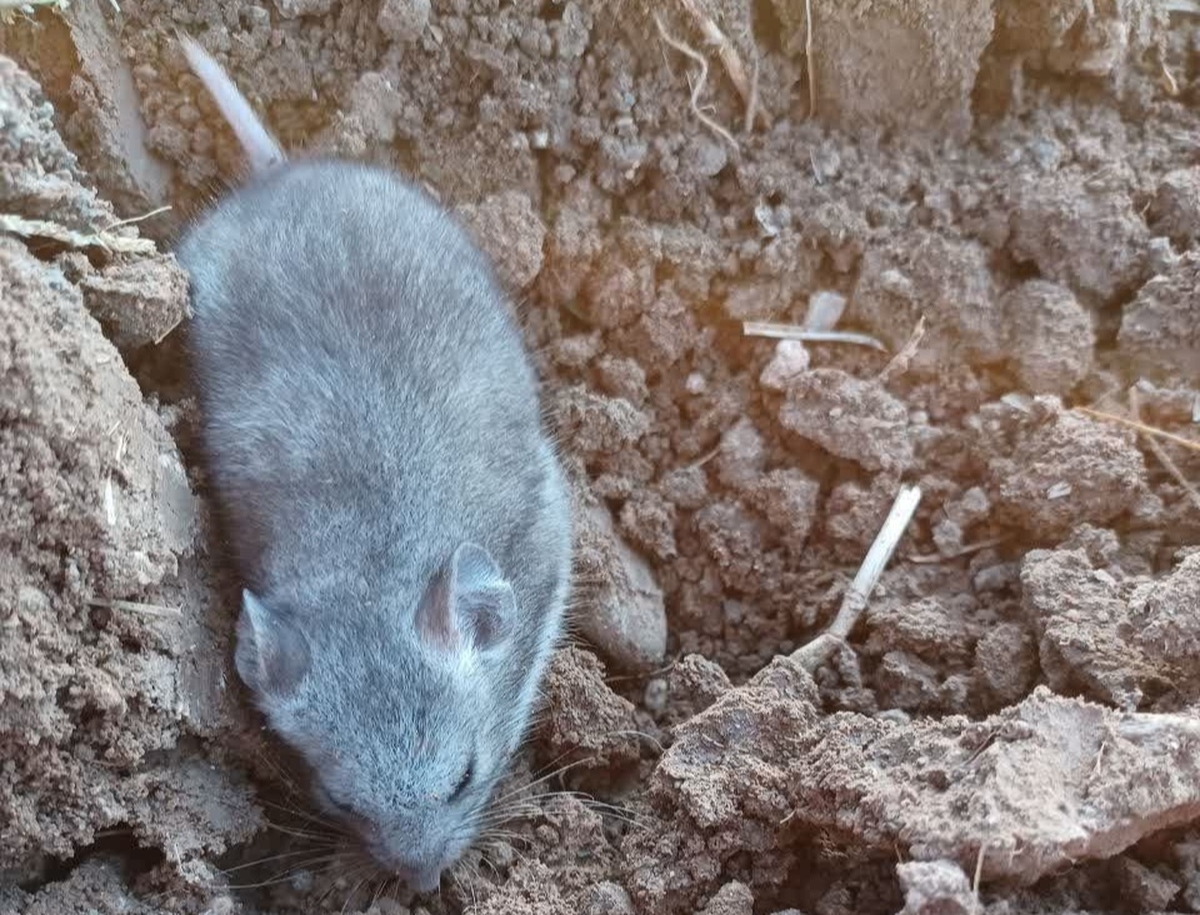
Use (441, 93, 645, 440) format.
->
(234, 542, 522, 893)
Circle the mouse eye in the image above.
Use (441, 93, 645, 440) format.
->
(450, 759, 473, 802)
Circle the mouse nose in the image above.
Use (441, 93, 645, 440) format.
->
(398, 865, 442, 894)
(369, 846, 444, 893)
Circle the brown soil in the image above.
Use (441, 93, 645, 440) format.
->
(4, 1, 1200, 913)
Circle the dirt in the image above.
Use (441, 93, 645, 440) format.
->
(5, 0, 1200, 912)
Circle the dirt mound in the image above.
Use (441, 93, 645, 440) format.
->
(4, 0, 1200, 912)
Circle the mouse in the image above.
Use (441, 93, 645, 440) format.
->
(173, 35, 572, 893)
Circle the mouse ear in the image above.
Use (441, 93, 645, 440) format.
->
(236, 590, 311, 698)
(416, 543, 516, 654)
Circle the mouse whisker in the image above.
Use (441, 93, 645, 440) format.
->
(471, 832, 533, 876)
(377, 875, 404, 908)
(475, 852, 502, 881)
(340, 876, 370, 915)
(446, 866, 470, 909)
(473, 810, 544, 831)
(368, 877, 387, 910)
(548, 791, 650, 828)
(477, 838, 531, 858)
(478, 798, 547, 817)
(261, 819, 335, 839)
(510, 751, 589, 788)
(261, 786, 343, 820)
(500, 841, 532, 871)
(314, 860, 373, 907)
(467, 859, 484, 907)
(485, 786, 650, 834)
(256, 796, 346, 833)
(252, 748, 312, 798)
(263, 820, 343, 842)
(218, 844, 344, 875)
(483, 781, 580, 816)
(474, 816, 540, 835)
(379, 877, 397, 906)
(475, 821, 528, 835)
(490, 754, 597, 805)
(256, 787, 321, 806)
(477, 805, 548, 823)
(601, 727, 667, 753)
(546, 789, 632, 810)
(220, 853, 355, 891)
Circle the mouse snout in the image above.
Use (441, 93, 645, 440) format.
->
(394, 863, 442, 894)
(368, 846, 445, 893)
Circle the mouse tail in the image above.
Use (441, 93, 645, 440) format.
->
(178, 33, 286, 176)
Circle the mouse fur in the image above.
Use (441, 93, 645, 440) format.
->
(176, 38, 571, 893)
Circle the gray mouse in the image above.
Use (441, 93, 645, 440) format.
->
(174, 36, 572, 893)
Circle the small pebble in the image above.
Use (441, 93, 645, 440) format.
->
(289, 869, 314, 892)
(580, 881, 636, 915)
(759, 340, 810, 391)
(698, 881, 754, 915)
(804, 289, 846, 331)
(200, 898, 235, 915)
(643, 677, 668, 714)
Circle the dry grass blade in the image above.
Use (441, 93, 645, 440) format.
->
(103, 478, 117, 527)
(907, 536, 1006, 565)
(829, 484, 922, 640)
(744, 57, 760, 133)
(87, 597, 182, 618)
(0, 213, 155, 254)
(878, 315, 927, 382)
(973, 841, 987, 896)
(743, 321, 887, 351)
(804, 0, 816, 118)
(654, 13, 739, 150)
(677, 0, 770, 130)
(791, 484, 922, 671)
(1162, 0, 1200, 12)
(1076, 406, 1200, 453)
(1116, 710, 1200, 740)
(1159, 56, 1180, 96)
(1128, 388, 1200, 515)
(104, 204, 172, 231)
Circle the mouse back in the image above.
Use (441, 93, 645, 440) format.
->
(179, 34, 285, 175)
